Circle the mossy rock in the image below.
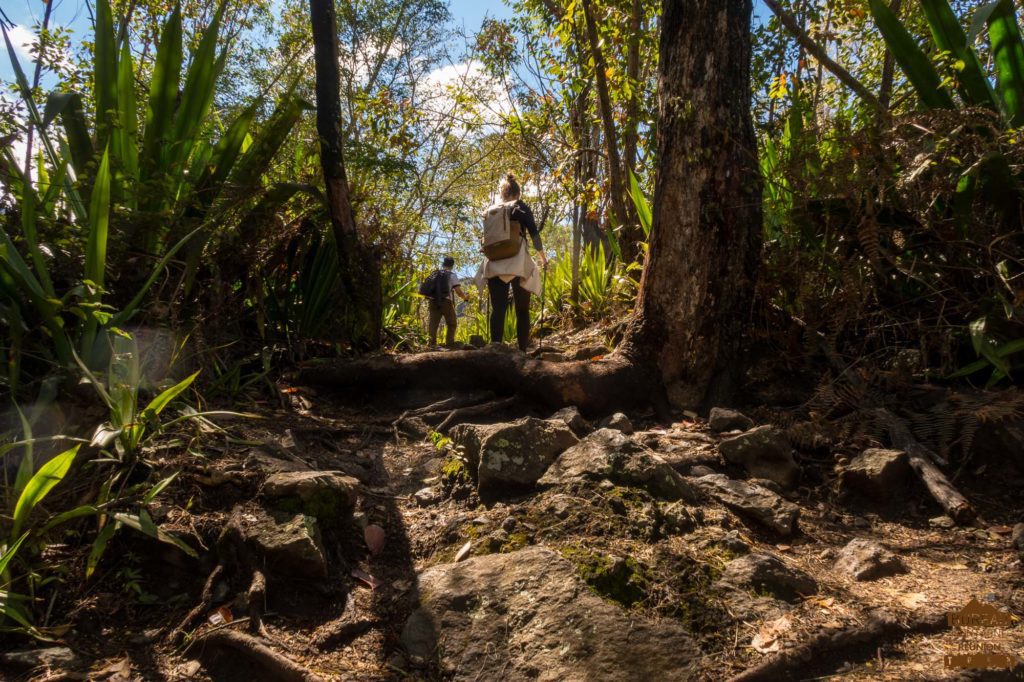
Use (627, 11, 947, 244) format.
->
(263, 471, 357, 528)
(561, 546, 649, 607)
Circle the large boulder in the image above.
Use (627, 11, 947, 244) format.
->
(262, 470, 358, 523)
(717, 553, 817, 601)
(708, 408, 754, 433)
(401, 547, 698, 680)
(718, 426, 799, 489)
(693, 474, 800, 537)
(835, 539, 908, 581)
(841, 449, 910, 498)
(451, 418, 579, 495)
(540, 429, 699, 502)
(238, 508, 328, 579)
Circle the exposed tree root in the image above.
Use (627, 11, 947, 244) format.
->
(294, 346, 659, 418)
(169, 563, 224, 645)
(193, 629, 324, 682)
(877, 409, 976, 525)
(727, 609, 947, 682)
(309, 618, 376, 651)
(437, 396, 520, 432)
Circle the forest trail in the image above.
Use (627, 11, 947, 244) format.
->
(9, 342, 1021, 682)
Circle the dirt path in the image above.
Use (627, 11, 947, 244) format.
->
(4, 378, 1023, 681)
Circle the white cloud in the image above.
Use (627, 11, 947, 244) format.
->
(420, 60, 515, 131)
(8, 25, 38, 63)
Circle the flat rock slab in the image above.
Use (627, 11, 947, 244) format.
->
(694, 474, 800, 537)
(835, 538, 908, 581)
(540, 429, 699, 502)
(718, 426, 799, 489)
(717, 553, 817, 601)
(402, 547, 698, 680)
(451, 418, 579, 494)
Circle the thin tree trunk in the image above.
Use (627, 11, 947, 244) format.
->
(622, 0, 764, 410)
(309, 0, 382, 348)
(623, 0, 642, 178)
(582, 0, 640, 263)
(879, 0, 903, 109)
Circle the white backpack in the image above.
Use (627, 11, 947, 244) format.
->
(481, 201, 523, 261)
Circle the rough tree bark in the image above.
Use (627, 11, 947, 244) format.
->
(309, 0, 383, 348)
(299, 0, 763, 415)
(620, 0, 763, 410)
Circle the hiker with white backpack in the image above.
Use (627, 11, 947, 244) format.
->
(479, 173, 547, 351)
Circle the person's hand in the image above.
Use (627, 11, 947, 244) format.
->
(538, 251, 548, 268)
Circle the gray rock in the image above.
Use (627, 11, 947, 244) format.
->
(842, 448, 910, 498)
(241, 508, 327, 579)
(401, 547, 698, 680)
(662, 501, 699, 535)
(689, 464, 717, 477)
(717, 530, 751, 554)
(451, 418, 579, 494)
(748, 477, 783, 494)
(1, 647, 81, 670)
(708, 407, 754, 433)
(414, 487, 439, 506)
(693, 474, 800, 537)
(717, 553, 817, 601)
(540, 429, 699, 502)
(501, 516, 517, 532)
(262, 470, 358, 522)
(549, 406, 593, 437)
(1012, 523, 1024, 551)
(719, 426, 799, 489)
(600, 412, 635, 434)
(929, 515, 955, 529)
(486, 529, 509, 551)
(835, 539, 908, 581)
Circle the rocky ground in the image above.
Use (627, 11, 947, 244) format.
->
(2, 347, 1024, 681)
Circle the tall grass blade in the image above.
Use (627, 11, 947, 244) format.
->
(81, 148, 112, 360)
(93, 0, 118, 150)
(116, 41, 139, 206)
(870, 0, 956, 109)
(140, 4, 183, 192)
(986, 0, 1024, 126)
(11, 445, 80, 538)
(920, 0, 999, 108)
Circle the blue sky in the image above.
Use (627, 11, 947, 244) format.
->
(3, 0, 771, 84)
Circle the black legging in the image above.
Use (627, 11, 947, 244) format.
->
(488, 277, 531, 350)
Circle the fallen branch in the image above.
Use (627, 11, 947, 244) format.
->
(193, 628, 324, 682)
(876, 409, 976, 525)
(727, 609, 947, 682)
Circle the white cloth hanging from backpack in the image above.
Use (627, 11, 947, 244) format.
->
(477, 240, 541, 295)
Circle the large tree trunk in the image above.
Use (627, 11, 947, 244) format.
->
(300, 0, 762, 417)
(309, 0, 383, 348)
(621, 0, 763, 410)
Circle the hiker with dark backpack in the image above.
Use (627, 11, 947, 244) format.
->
(419, 256, 468, 348)
(480, 173, 547, 351)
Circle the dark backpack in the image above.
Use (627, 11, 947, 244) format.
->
(418, 269, 451, 303)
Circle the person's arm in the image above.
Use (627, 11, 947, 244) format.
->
(453, 285, 469, 301)
(516, 202, 546, 264)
